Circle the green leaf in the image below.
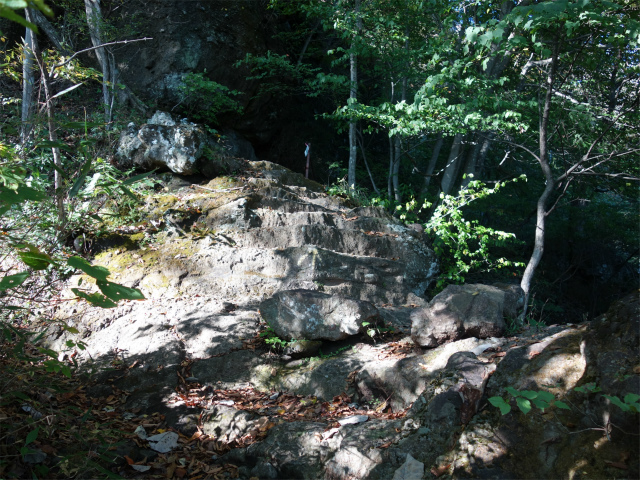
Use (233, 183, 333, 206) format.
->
(0, 184, 46, 207)
(18, 247, 56, 270)
(519, 390, 539, 400)
(532, 398, 550, 410)
(96, 280, 145, 302)
(71, 289, 117, 308)
(59, 121, 104, 129)
(0, 271, 30, 291)
(25, 427, 39, 446)
(536, 391, 555, 403)
(515, 397, 532, 414)
(10, 391, 31, 401)
(488, 396, 511, 415)
(505, 386, 520, 397)
(0, 6, 37, 32)
(68, 158, 93, 198)
(67, 256, 110, 281)
(624, 393, 640, 404)
(554, 401, 571, 410)
(604, 395, 630, 412)
(122, 170, 156, 186)
(119, 185, 138, 201)
(35, 139, 73, 151)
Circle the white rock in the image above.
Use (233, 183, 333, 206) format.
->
(392, 453, 424, 480)
(338, 415, 369, 426)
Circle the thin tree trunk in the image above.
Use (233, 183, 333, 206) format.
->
(33, 30, 66, 227)
(297, 18, 321, 67)
(440, 133, 465, 195)
(475, 133, 493, 180)
(422, 132, 443, 192)
(31, 8, 72, 56)
(393, 135, 402, 202)
(388, 136, 394, 199)
(356, 130, 380, 195)
(347, 0, 361, 191)
(84, 0, 114, 125)
(461, 133, 484, 187)
(520, 39, 559, 319)
(392, 63, 408, 203)
(21, 9, 37, 145)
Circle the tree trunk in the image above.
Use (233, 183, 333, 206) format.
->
(440, 133, 465, 195)
(347, 0, 361, 191)
(520, 40, 559, 319)
(392, 135, 402, 202)
(84, 0, 115, 125)
(392, 66, 408, 203)
(422, 132, 443, 192)
(30, 8, 72, 56)
(21, 9, 37, 145)
(356, 130, 380, 195)
(461, 134, 483, 188)
(32, 31, 66, 227)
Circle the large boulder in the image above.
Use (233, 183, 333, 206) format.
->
(115, 112, 255, 177)
(411, 283, 523, 347)
(259, 289, 383, 341)
(116, 111, 210, 175)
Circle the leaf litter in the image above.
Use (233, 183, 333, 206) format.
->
(1, 329, 410, 479)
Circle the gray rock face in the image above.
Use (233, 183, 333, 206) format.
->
(411, 283, 523, 347)
(260, 289, 383, 341)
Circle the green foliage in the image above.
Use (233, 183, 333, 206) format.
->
(260, 326, 293, 350)
(604, 394, 640, 414)
(177, 72, 243, 125)
(326, 176, 384, 207)
(396, 176, 526, 290)
(362, 321, 394, 341)
(235, 51, 347, 99)
(489, 387, 571, 416)
(490, 383, 640, 417)
(0, 0, 52, 32)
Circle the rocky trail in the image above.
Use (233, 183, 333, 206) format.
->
(41, 157, 639, 479)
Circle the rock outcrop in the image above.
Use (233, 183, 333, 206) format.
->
(44, 161, 638, 480)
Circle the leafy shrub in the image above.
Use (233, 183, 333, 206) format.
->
(177, 72, 243, 124)
(397, 175, 526, 290)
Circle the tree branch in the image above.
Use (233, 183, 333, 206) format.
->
(48, 37, 152, 78)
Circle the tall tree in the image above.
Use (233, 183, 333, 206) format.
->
(475, 0, 640, 315)
(84, 0, 116, 125)
(347, 0, 361, 190)
(20, 8, 37, 144)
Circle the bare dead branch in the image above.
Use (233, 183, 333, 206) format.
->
(48, 37, 152, 78)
